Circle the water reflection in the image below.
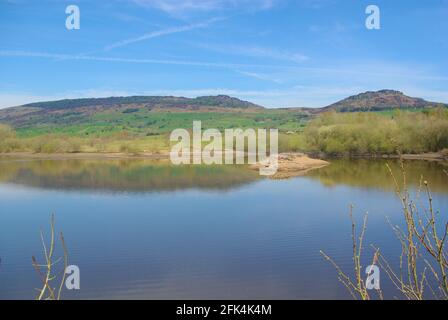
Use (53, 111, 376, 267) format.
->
(306, 159, 448, 193)
(0, 157, 447, 299)
(1, 157, 446, 193)
(0, 158, 261, 192)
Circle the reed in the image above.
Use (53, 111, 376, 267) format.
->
(322, 158, 448, 300)
(320, 207, 382, 300)
(31, 214, 69, 300)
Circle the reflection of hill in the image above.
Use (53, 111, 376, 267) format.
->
(0, 159, 261, 192)
(306, 159, 448, 193)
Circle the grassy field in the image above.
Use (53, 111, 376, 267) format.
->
(15, 110, 309, 138)
(2, 108, 448, 155)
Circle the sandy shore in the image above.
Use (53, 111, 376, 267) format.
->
(250, 153, 330, 179)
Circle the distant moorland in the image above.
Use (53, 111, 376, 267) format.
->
(0, 90, 447, 156)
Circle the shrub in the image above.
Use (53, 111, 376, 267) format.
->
(304, 109, 448, 155)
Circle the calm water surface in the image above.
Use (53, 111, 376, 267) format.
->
(0, 158, 447, 299)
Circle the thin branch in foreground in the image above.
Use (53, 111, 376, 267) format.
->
(32, 214, 69, 300)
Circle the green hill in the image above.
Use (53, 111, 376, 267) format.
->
(0, 91, 446, 138)
(0, 95, 308, 137)
(320, 90, 446, 112)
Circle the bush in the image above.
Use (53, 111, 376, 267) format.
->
(304, 109, 448, 155)
(119, 142, 141, 154)
(0, 125, 21, 152)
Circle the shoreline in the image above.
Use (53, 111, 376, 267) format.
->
(0, 151, 171, 160)
(306, 152, 448, 162)
(0, 151, 446, 163)
(1, 150, 446, 161)
(0, 151, 330, 179)
(1, 151, 446, 180)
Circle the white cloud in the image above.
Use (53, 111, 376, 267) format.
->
(1, 51, 447, 108)
(0, 49, 279, 69)
(5, 50, 446, 82)
(0, 93, 52, 109)
(194, 43, 310, 63)
(132, 0, 275, 15)
(235, 70, 283, 84)
(0, 87, 335, 109)
(0, 90, 134, 109)
(104, 18, 222, 51)
(299, 0, 337, 9)
(235, 46, 309, 63)
(309, 22, 360, 33)
(3, 84, 447, 110)
(399, 87, 448, 104)
(0, 88, 307, 109)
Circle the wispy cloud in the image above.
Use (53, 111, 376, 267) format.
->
(0, 90, 135, 109)
(104, 17, 222, 51)
(0, 49, 279, 69)
(2, 85, 448, 110)
(1, 50, 447, 108)
(2, 50, 448, 83)
(194, 43, 310, 63)
(309, 22, 360, 33)
(0, 87, 352, 109)
(133, 0, 275, 15)
(235, 70, 283, 84)
(299, 0, 337, 9)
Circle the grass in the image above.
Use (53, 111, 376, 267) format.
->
(2, 108, 448, 155)
(32, 214, 68, 300)
(15, 110, 309, 138)
(0, 124, 171, 154)
(1, 112, 309, 154)
(1, 109, 308, 154)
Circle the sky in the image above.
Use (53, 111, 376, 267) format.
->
(0, 0, 447, 108)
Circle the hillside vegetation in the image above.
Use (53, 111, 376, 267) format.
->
(0, 95, 308, 138)
(304, 109, 448, 155)
(12, 110, 308, 138)
(19, 95, 264, 110)
(320, 89, 445, 112)
(0, 91, 447, 156)
(0, 123, 171, 154)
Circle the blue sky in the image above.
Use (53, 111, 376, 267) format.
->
(0, 0, 447, 108)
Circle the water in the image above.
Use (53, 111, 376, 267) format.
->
(0, 158, 447, 299)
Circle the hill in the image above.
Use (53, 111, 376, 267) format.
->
(0, 95, 264, 126)
(0, 90, 446, 137)
(0, 95, 308, 137)
(319, 89, 446, 113)
(18, 95, 264, 111)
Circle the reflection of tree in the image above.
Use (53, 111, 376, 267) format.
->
(2, 158, 446, 193)
(306, 159, 448, 193)
(0, 159, 260, 192)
